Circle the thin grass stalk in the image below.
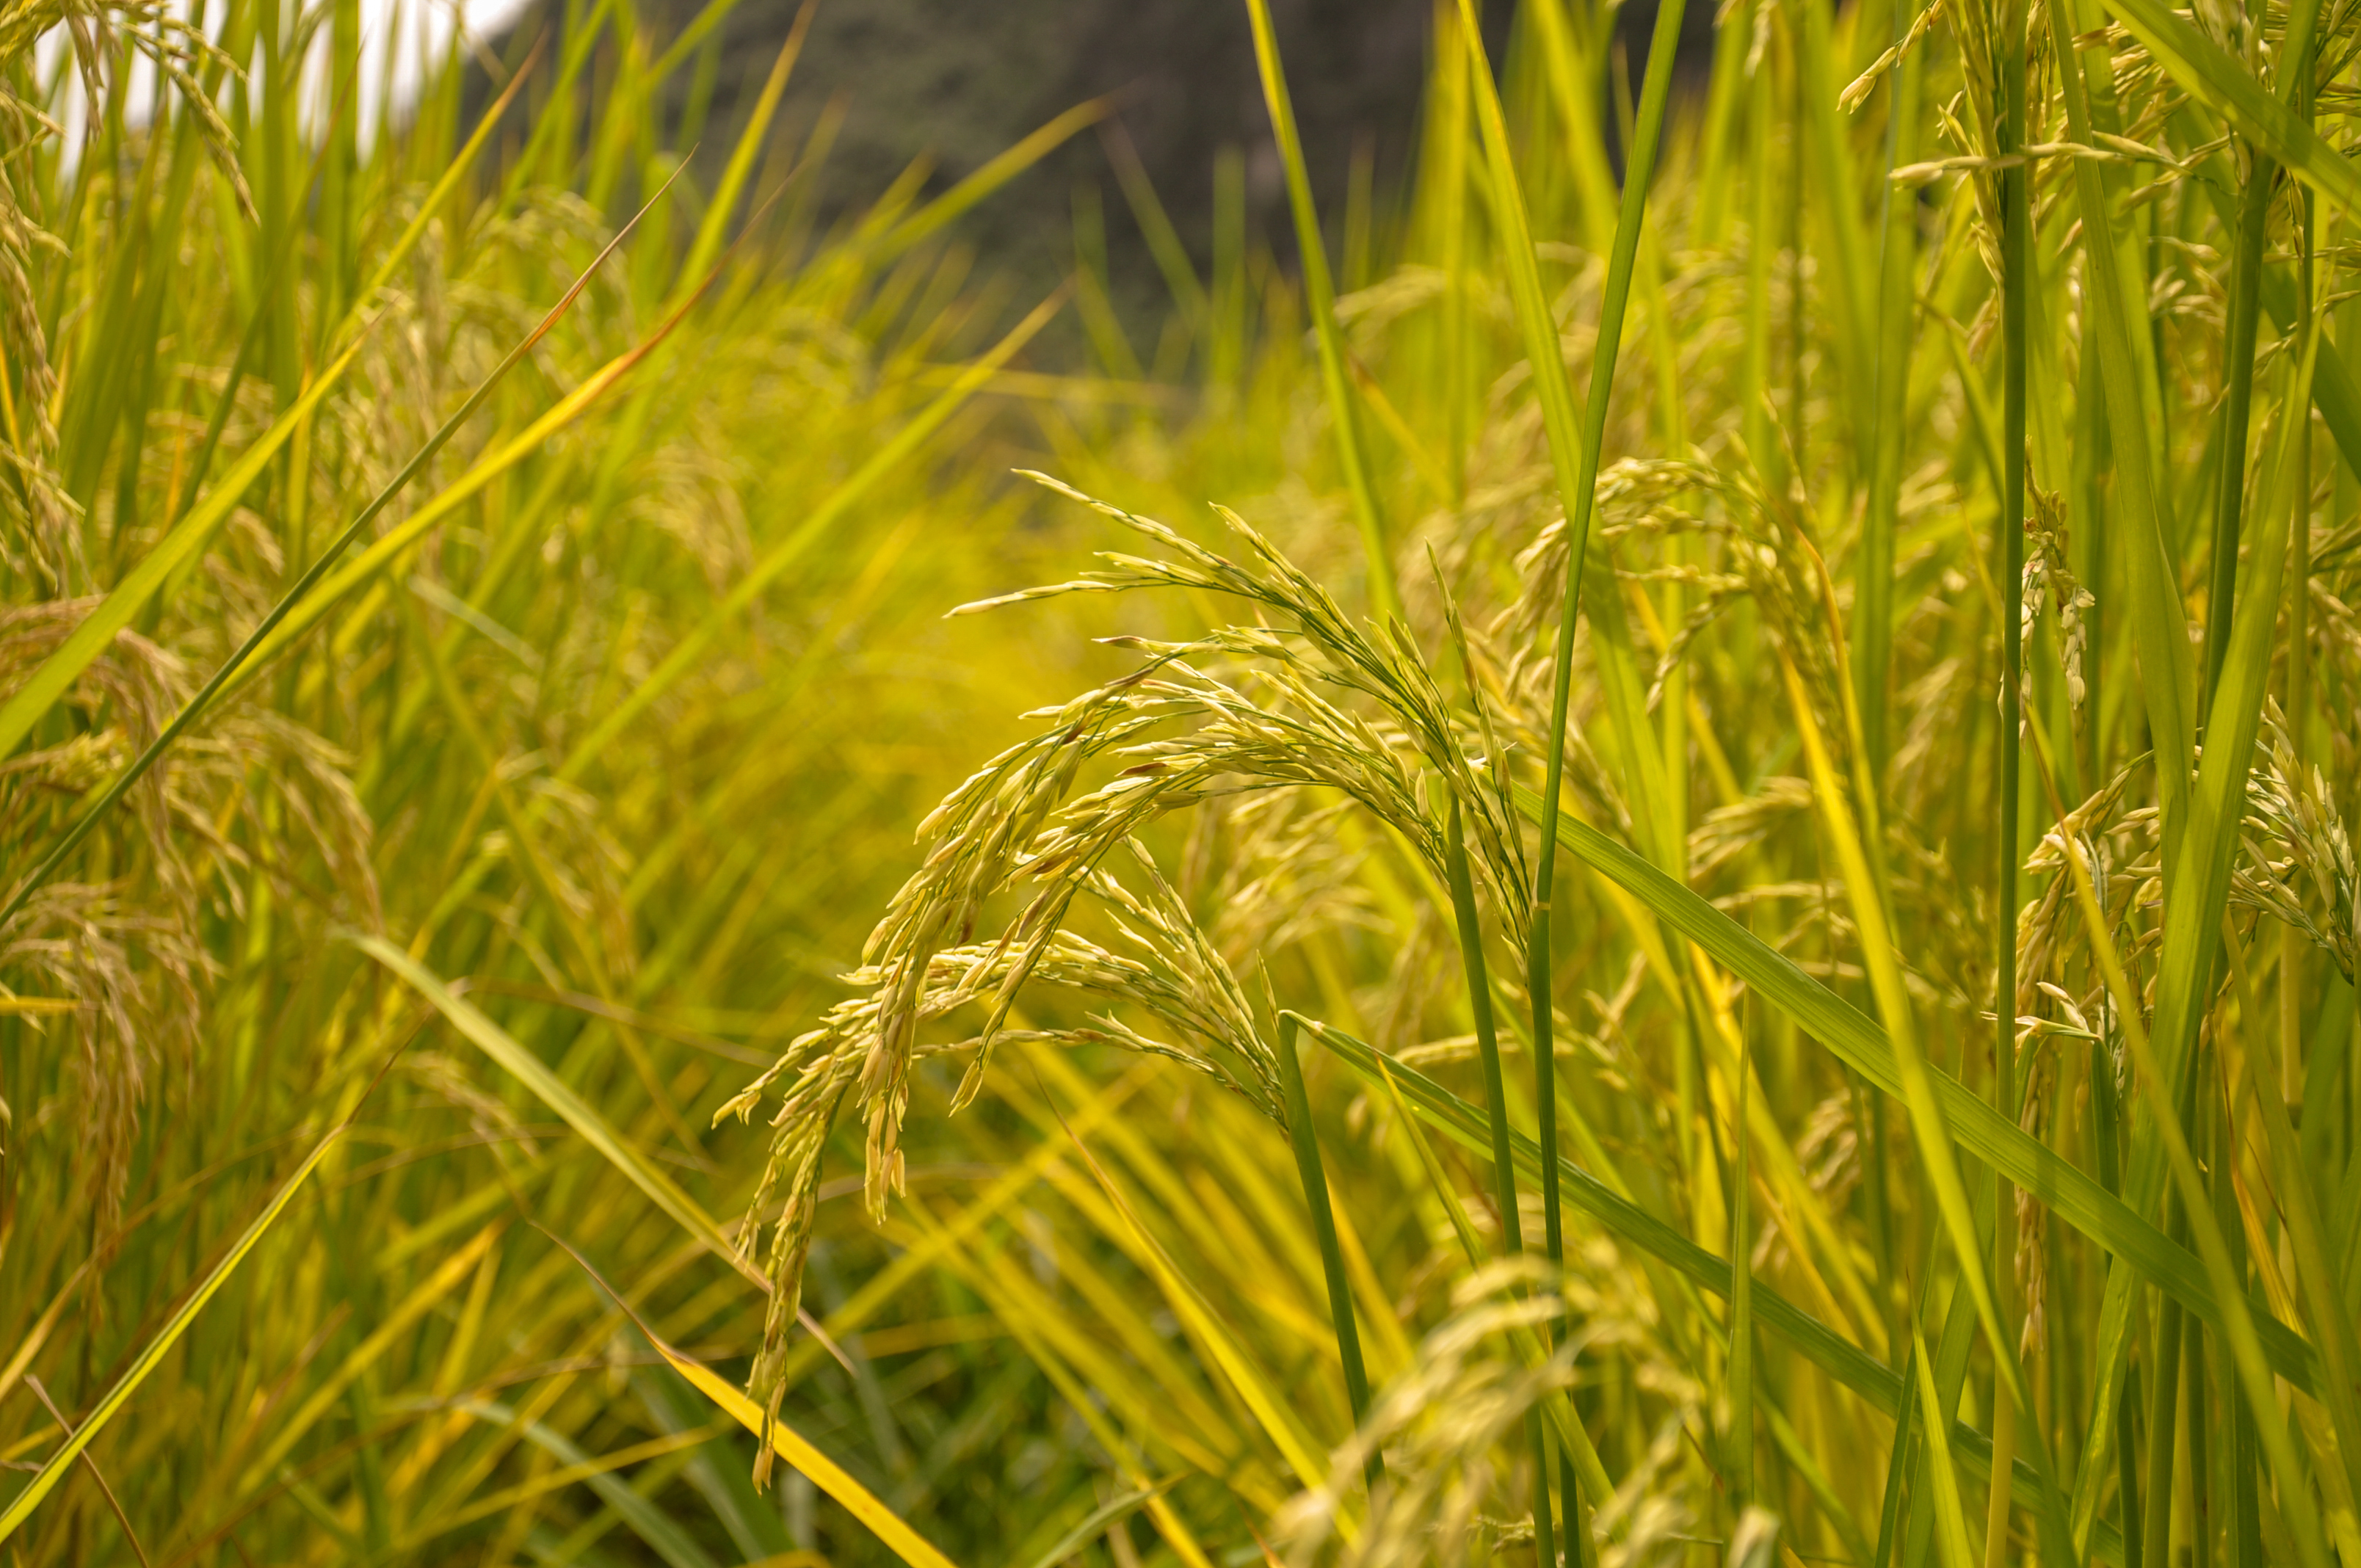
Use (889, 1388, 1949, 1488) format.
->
(2278, 18, 2316, 1436)
(2218, 1127, 2263, 1568)
(1907, 1262, 1999, 1568)
(1912, 1327, 1983, 1568)
(2048, 0, 2205, 1527)
(2254, 61, 2361, 1511)
(1275, 1015, 1382, 1491)
(2185, 1212, 2213, 1568)
(2047, 0, 2195, 875)
(2031, 171, 2335, 1536)
(1242, 0, 1396, 617)
(161, 81, 353, 538)
(1443, 791, 1556, 1561)
(0, 1117, 356, 1543)
(2095, 1054, 2142, 1568)
(1988, 0, 2031, 1549)
(1434, 0, 1471, 505)
(2235, 917, 2361, 1522)
(1452, 0, 1686, 1230)
(1785, 4, 1809, 484)
(1744, 29, 1780, 483)
(1780, 653, 2081, 1566)
(1730, 1031, 1755, 1509)
(1871, 1335, 1920, 1568)
(2141, 1295, 2184, 1568)
(1857, 0, 1923, 792)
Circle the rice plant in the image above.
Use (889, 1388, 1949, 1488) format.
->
(4, 0, 2361, 1559)
(721, 0, 2361, 1564)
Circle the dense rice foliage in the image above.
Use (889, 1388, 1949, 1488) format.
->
(1, 0, 2357, 1564)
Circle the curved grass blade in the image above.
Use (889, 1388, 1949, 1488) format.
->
(21, 1376, 150, 1568)
(389, 1409, 724, 1561)
(1454, 0, 1687, 1340)
(871, 98, 1111, 268)
(2149, 344, 2315, 1200)
(1369, 1050, 1595, 1559)
(2095, 0, 2357, 211)
(2031, 726, 2334, 1568)
(360, 31, 550, 313)
(1777, 656, 2077, 1568)
(233, 263, 717, 689)
(351, 935, 765, 1293)
(1035, 1075, 1335, 1497)
(1019, 1477, 1180, 1568)
(552, 1231, 965, 1568)
(2049, 0, 2196, 867)
(1911, 1330, 1980, 1568)
(236, 1222, 504, 1492)
(447, 1399, 722, 1568)
(1443, 783, 1559, 1562)
(673, 0, 814, 293)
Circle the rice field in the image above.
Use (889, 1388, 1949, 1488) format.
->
(0, 0, 2356, 1564)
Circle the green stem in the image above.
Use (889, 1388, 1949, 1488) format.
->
(1994, 0, 2031, 1544)
(1445, 791, 1556, 1560)
(1731, 1034, 1755, 1508)
(2092, 1034, 2144, 1568)
(1871, 1335, 1921, 1568)
(1447, 794, 1522, 1248)
(2141, 1296, 2184, 1568)
(1277, 1014, 1383, 1491)
(1858, 0, 1923, 836)
(1476, 0, 1689, 1277)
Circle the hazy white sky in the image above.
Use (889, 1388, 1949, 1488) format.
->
(54, 0, 540, 142)
(334, 0, 539, 131)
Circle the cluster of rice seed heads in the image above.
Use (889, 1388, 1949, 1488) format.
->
(0, 0, 246, 589)
(2023, 484, 2095, 722)
(0, 602, 375, 1233)
(1274, 1259, 1578, 1568)
(1509, 455, 1856, 761)
(725, 473, 1553, 1400)
(1273, 1246, 1702, 1568)
(2020, 758, 2160, 1022)
(2236, 706, 2359, 982)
